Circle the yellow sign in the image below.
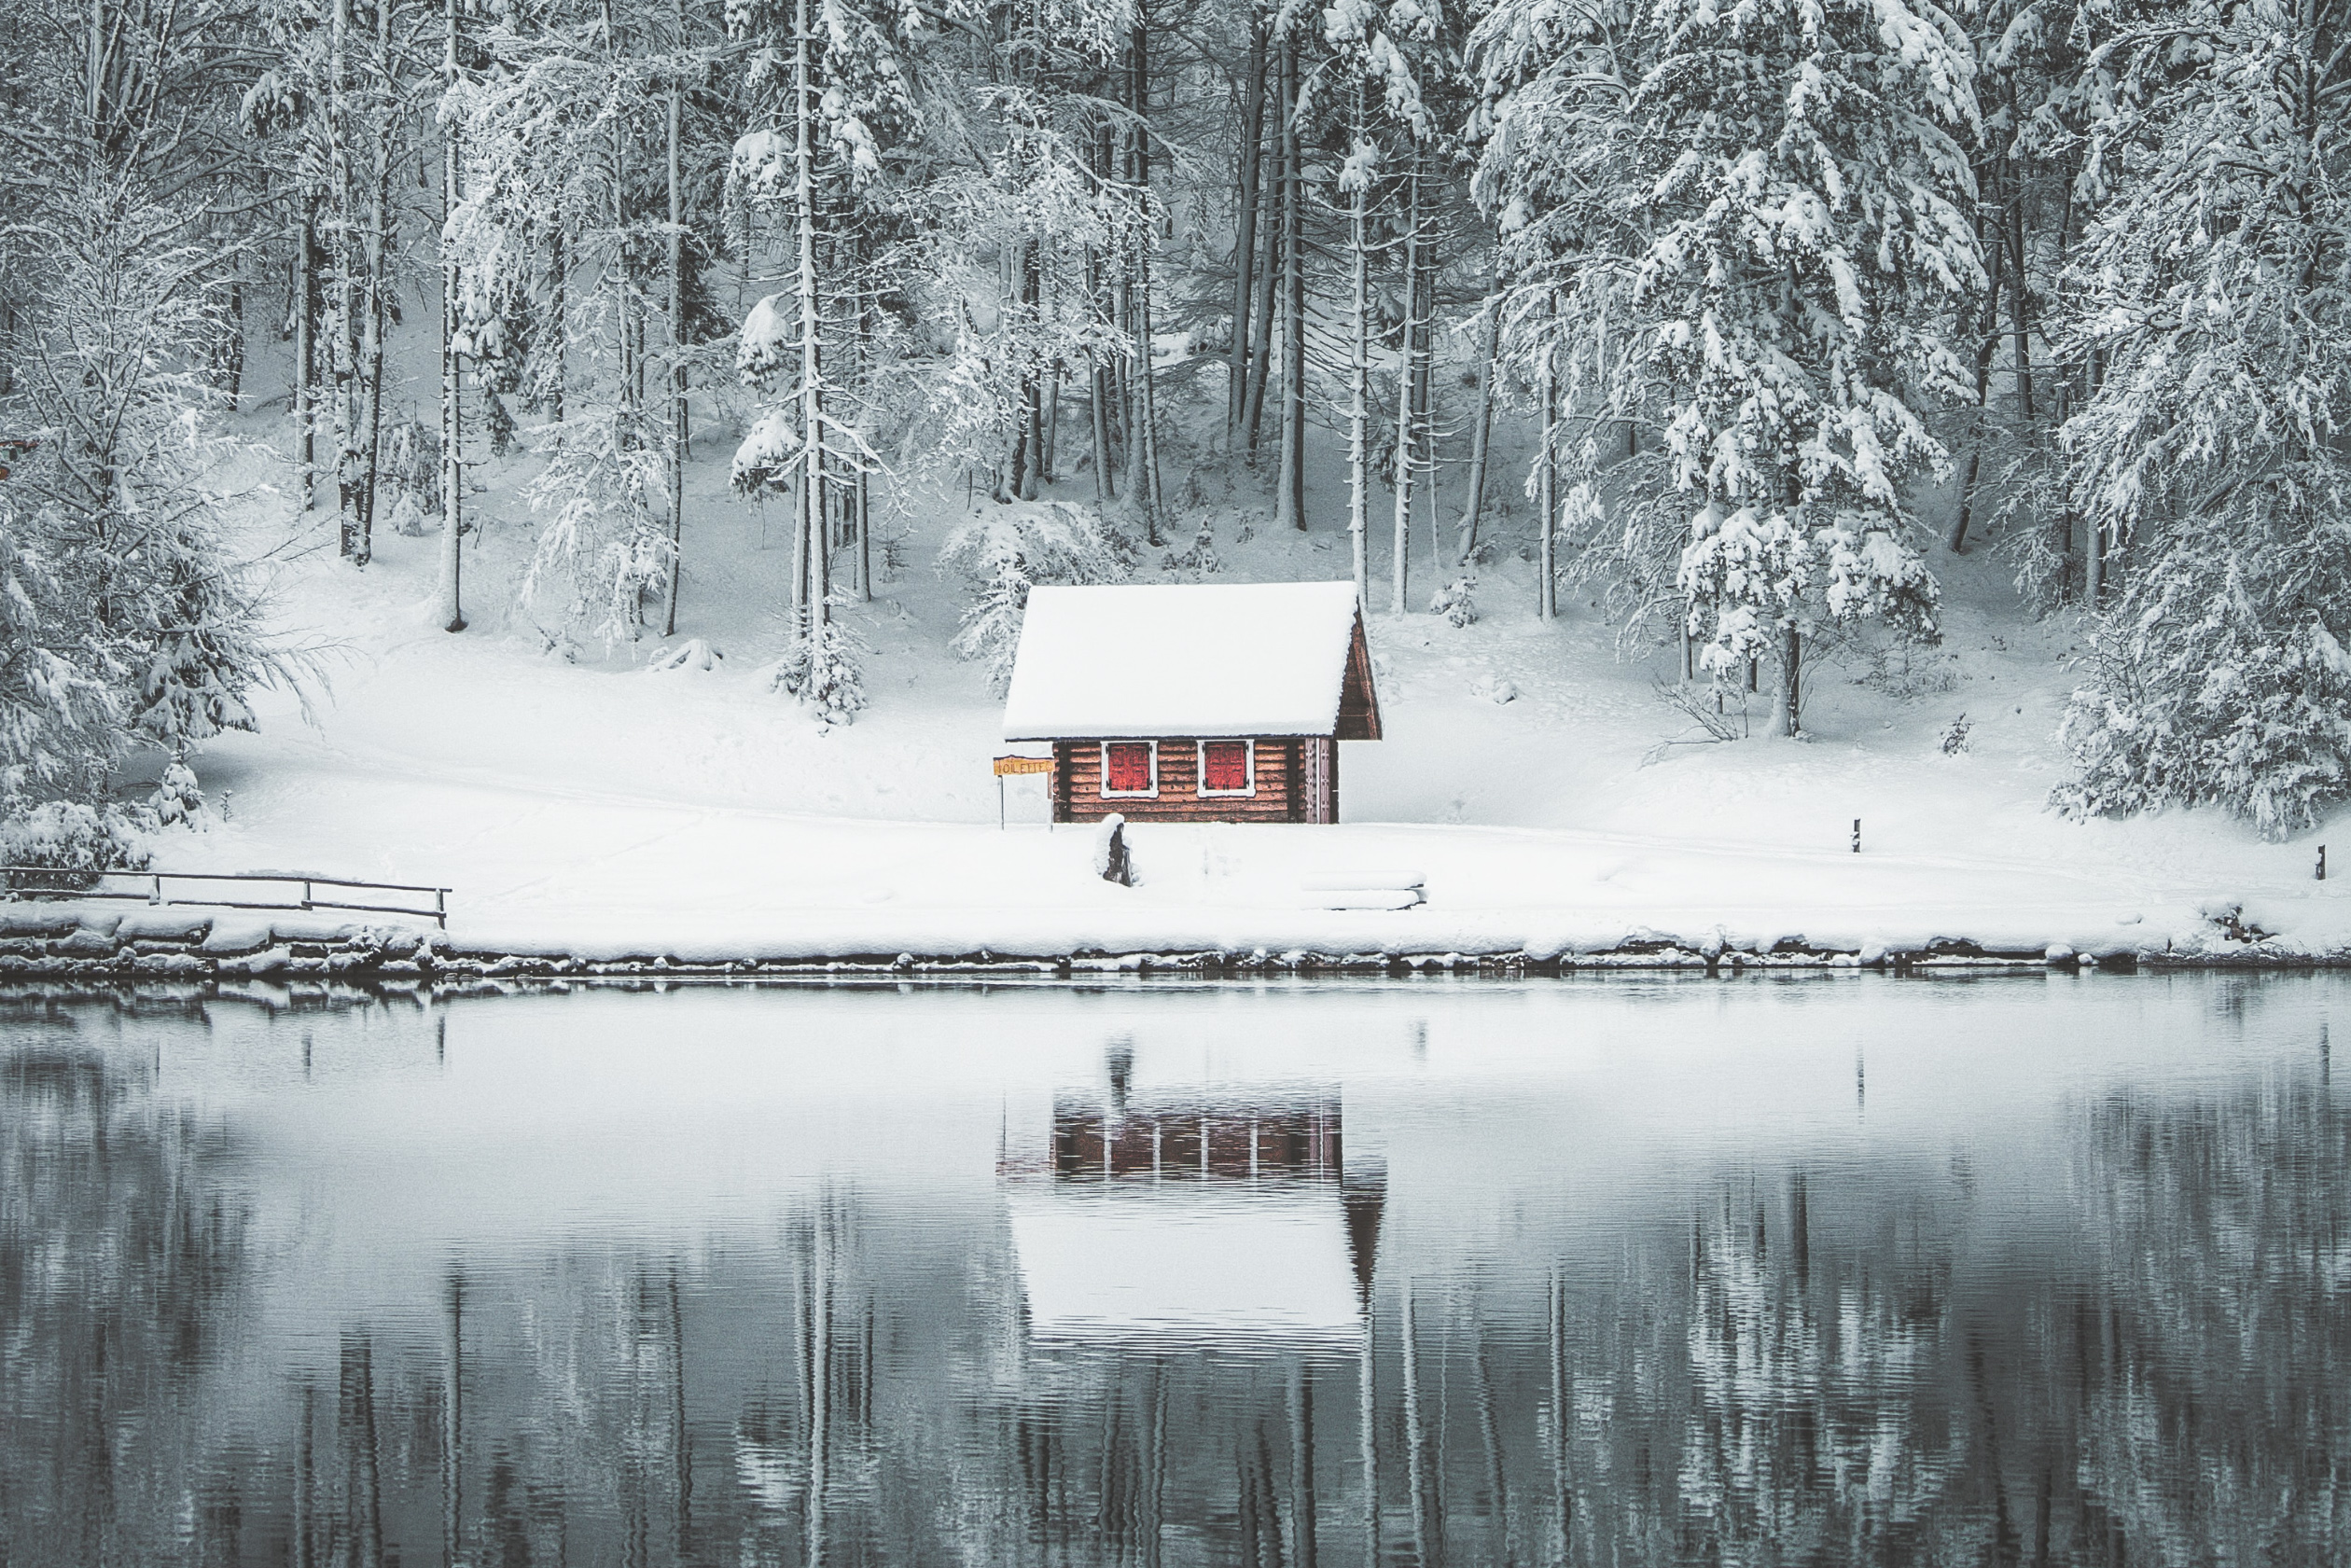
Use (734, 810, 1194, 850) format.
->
(995, 756, 1053, 777)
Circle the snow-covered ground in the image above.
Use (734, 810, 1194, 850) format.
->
(147, 384, 2351, 963)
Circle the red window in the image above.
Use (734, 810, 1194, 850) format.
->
(1103, 742, 1156, 795)
(1199, 740, 1252, 795)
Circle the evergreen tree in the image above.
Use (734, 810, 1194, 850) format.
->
(2052, 0, 2351, 836)
(1476, 0, 1980, 731)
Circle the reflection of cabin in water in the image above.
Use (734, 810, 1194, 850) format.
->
(1002, 1086, 1384, 1344)
(1050, 1094, 1345, 1184)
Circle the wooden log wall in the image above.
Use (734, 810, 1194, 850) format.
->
(1052, 739, 1316, 824)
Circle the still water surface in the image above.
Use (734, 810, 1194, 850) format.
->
(4, 975, 2346, 1566)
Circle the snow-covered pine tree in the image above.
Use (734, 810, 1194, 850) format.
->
(727, 0, 921, 721)
(918, 87, 1127, 506)
(2052, 0, 2351, 837)
(1474, 0, 1979, 731)
(5, 176, 278, 797)
(451, 0, 675, 649)
(1324, 0, 1449, 613)
(1944, 0, 2087, 576)
(938, 502, 1134, 691)
(0, 490, 122, 815)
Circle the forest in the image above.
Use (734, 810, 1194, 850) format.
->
(2, 0, 2347, 863)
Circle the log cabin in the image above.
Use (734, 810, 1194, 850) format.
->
(1001, 582, 1383, 825)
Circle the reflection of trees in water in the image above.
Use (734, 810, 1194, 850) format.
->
(0, 1018, 249, 1564)
(2077, 1075, 2351, 1564)
(10, 999, 2350, 1567)
(1498, 1176, 1971, 1568)
(1672, 1179, 1963, 1563)
(273, 1244, 714, 1568)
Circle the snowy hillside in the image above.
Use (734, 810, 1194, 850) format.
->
(139, 391, 2348, 964)
(9, 0, 2349, 963)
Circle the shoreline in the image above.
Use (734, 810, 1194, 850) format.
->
(1, 901, 2336, 985)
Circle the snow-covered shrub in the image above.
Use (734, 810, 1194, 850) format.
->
(1643, 674, 1746, 763)
(379, 415, 442, 533)
(388, 493, 430, 538)
(1430, 576, 1478, 628)
(2053, 471, 2351, 839)
(522, 413, 673, 651)
(878, 527, 910, 583)
(938, 502, 1132, 691)
(0, 800, 151, 891)
(132, 540, 267, 762)
(772, 599, 868, 727)
(647, 638, 725, 673)
(1941, 715, 1971, 756)
(1857, 639, 1960, 700)
(152, 760, 203, 826)
(1161, 523, 1218, 576)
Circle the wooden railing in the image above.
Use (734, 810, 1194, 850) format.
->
(0, 867, 450, 927)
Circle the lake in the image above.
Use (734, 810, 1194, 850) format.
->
(3, 974, 2344, 1566)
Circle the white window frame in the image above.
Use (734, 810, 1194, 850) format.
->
(1195, 738, 1258, 798)
(1099, 740, 1160, 798)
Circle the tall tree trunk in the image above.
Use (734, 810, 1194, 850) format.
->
(1454, 285, 1500, 563)
(856, 467, 871, 599)
(1411, 154, 1437, 577)
(1949, 195, 2004, 554)
(295, 197, 316, 512)
(1274, 32, 1304, 532)
(1082, 144, 1116, 503)
(437, 0, 466, 632)
(1537, 335, 1556, 621)
(1241, 160, 1277, 459)
(1389, 151, 1422, 613)
(2008, 194, 2034, 421)
(2083, 351, 2104, 607)
(1345, 86, 1370, 607)
(794, 0, 828, 634)
(355, 0, 396, 565)
(1022, 244, 1044, 499)
(1123, 25, 1163, 542)
(663, 0, 687, 636)
(1227, 18, 1267, 451)
(547, 215, 568, 422)
(1775, 624, 1802, 736)
(608, 0, 637, 441)
(221, 252, 245, 407)
(1090, 356, 1113, 503)
(328, 0, 364, 561)
(1041, 366, 1059, 482)
(1951, 447, 1981, 557)
(850, 287, 874, 600)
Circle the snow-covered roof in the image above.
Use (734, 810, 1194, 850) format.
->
(1006, 1186, 1364, 1345)
(1002, 582, 1375, 740)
